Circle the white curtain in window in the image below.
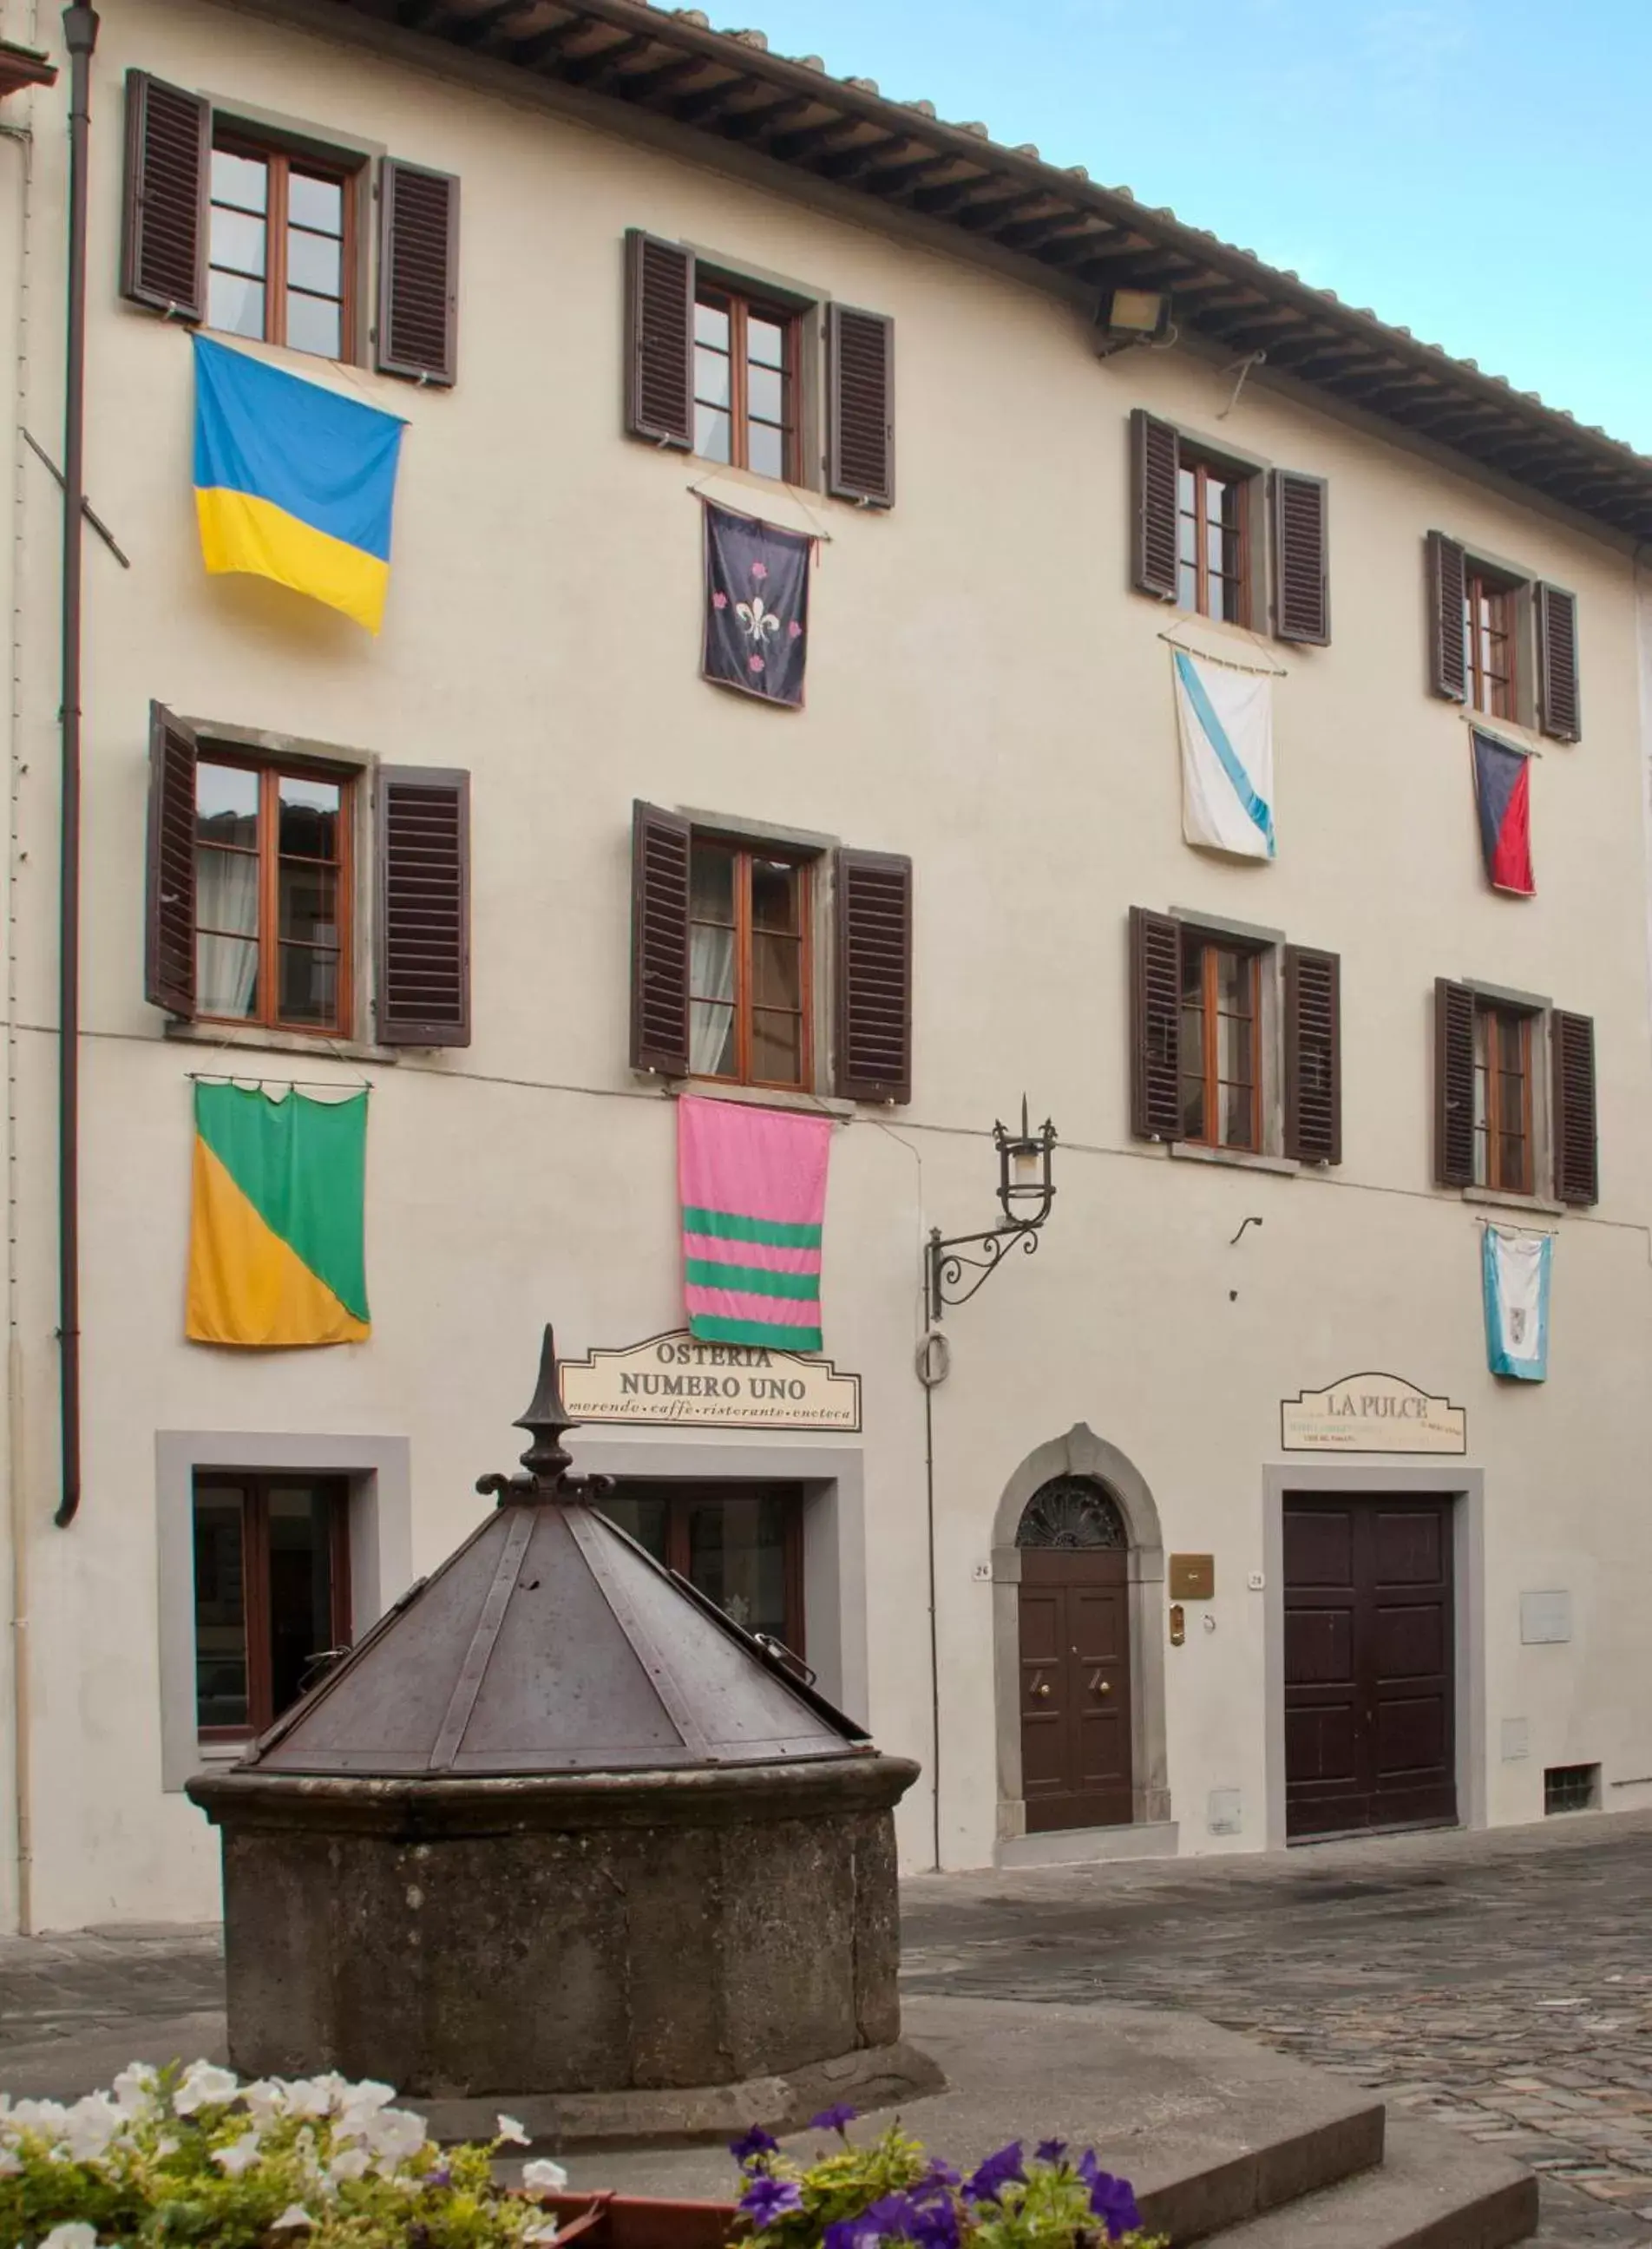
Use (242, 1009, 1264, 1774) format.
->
(196, 849, 260, 1018)
(689, 922, 736, 1076)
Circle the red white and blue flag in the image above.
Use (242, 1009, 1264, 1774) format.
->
(1472, 731, 1534, 897)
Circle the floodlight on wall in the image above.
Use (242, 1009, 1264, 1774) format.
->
(1095, 287, 1177, 357)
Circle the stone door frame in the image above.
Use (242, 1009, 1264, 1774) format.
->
(992, 1425, 1170, 1841)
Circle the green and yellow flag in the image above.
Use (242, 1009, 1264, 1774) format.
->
(187, 1084, 370, 1347)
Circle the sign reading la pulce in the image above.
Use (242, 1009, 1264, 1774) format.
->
(1280, 1372, 1466, 1455)
(559, 1331, 862, 1431)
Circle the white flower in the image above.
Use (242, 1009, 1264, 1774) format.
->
(155, 2135, 179, 2158)
(522, 2226, 560, 2245)
(0, 2154, 19, 2177)
(112, 2064, 159, 2119)
(42, 2226, 98, 2249)
(326, 2147, 371, 2183)
(336, 2081, 396, 2134)
(522, 2160, 569, 2196)
(174, 2062, 239, 2115)
(61, 2094, 124, 2163)
(271, 2206, 315, 2231)
(282, 2081, 335, 2121)
(362, 2108, 427, 2165)
(212, 2131, 264, 2179)
(11, 2098, 69, 2138)
(240, 2082, 285, 2131)
(496, 2115, 530, 2147)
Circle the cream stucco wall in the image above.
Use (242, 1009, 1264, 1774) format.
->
(1, 0, 1649, 1928)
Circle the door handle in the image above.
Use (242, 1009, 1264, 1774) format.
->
(1088, 1669, 1111, 1695)
(1030, 1673, 1052, 1698)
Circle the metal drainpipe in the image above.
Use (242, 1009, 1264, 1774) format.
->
(55, 3, 96, 1530)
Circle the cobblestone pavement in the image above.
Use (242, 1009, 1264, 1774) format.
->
(1, 1815, 1649, 2246)
(904, 1811, 1652, 2247)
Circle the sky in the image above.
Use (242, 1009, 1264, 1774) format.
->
(739, 1, 1651, 455)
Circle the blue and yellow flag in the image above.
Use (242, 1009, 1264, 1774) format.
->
(192, 335, 405, 634)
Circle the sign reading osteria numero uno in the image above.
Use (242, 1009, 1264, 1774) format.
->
(1281, 1373, 1466, 1455)
(560, 1332, 862, 1431)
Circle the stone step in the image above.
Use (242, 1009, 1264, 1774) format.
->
(1202, 2120, 1538, 2249)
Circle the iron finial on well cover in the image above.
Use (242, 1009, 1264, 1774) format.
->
(476, 1324, 613, 1508)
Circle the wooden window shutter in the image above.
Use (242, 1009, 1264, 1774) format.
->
(1536, 583, 1581, 743)
(629, 801, 692, 1074)
(1130, 409, 1179, 602)
(1272, 470, 1330, 646)
(1433, 977, 1476, 1186)
(826, 305, 895, 508)
(623, 229, 693, 449)
(375, 767, 470, 1046)
(375, 160, 460, 385)
(120, 72, 208, 320)
(1283, 945, 1341, 1164)
(1129, 907, 1182, 1139)
(144, 702, 198, 1019)
(834, 849, 913, 1103)
(1550, 1009, 1598, 1206)
(1426, 531, 1467, 702)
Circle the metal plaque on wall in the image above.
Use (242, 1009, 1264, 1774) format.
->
(559, 1331, 862, 1432)
(1280, 1372, 1466, 1454)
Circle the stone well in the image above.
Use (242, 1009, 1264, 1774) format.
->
(187, 1329, 935, 2141)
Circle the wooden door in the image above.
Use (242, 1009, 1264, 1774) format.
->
(1019, 1548, 1132, 1832)
(1284, 1495, 1456, 1840)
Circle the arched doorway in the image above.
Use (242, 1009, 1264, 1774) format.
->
(1015, 1476, 1132, 1832)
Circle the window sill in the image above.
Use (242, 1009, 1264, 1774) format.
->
(639, 1073, 856, 1120)
(164, 1020, 399, 1066)
(1458, 708, 1546, 757)
(681, 463, 829, 538)
(1169, 1141, 1300, 1178)
(1157, 609, 1287, 674)
(1461, 1185, 1565, 1218)
(194, 1740, 245, 1770)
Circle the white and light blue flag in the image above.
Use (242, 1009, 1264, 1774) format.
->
(1483, 1225, 1550, 1382)
(1172, 647, 1276, 861)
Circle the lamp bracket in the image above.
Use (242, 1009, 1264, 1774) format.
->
(926, 1222, 1044, 1323)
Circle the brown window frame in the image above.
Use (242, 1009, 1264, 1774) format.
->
(1463, 563, 1520, 721)
(1180, 934, 1262, 1153)
(1177, 450, 1252, 625)
(195, 749, 355, 1041)
(692, 278, 802, 484)
(193, 1472, 352, 1743)
(208, 127, 360, 362)
(600, 1482, 806, 1659)
(1472, 1000, 1534, 1196)
(688, 836, 813, 1093)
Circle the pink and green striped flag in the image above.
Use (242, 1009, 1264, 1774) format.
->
(678, 1094, 831, 1351)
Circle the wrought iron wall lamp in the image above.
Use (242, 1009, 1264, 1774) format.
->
(925, 1098, 1058, 1321)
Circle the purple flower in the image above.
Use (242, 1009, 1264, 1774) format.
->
(809, 2105, 859, 2137)
(739, 2176, 803, 2227)
(1082, 2164, 1141, 2242)
(921, 2162, 960, 2192)
(964, 2142, 1026, 2205)
(1034, 2140, 1068, 2167)
(712, 591, 729, 610)
(424, 2167, 452, 2191)
(730, 2126, 780, 2167)
(906, 2200, 960, 2249)
(751, 561, 770, 582)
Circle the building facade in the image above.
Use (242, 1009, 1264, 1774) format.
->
(2, 0, 1651, 1930)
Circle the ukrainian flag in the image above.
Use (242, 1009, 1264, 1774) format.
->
(193, 334, 405, 634)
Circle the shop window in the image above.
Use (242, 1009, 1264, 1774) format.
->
(193, 1472, 351, 1740)
(600, 1482, 804, 1656)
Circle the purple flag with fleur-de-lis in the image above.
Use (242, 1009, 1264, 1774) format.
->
(703, 501, 811, 708)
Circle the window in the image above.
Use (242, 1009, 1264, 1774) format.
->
(1472, 1001, 1531, 1194)
(146, 706, 473, 1049)
(121, 75, 460, 386)
(1177, 455, 1247, 623)
(693, 285, 797, 482)
(622, 232, 896, 507)
(1129, 908, 1341, 1164)
(195, 753, 351, 1037)
(630, 803, 914, 1102)
(1179, 937, 1260, 1151)
(207, 134, 357, 361)
(1463, 565, 1518, 721)
(600, 1482, 805, 1656)
(193, 1473, 351, 1739)
(1433, 981, 1597, 1206)
(689, 840, 810, 1090)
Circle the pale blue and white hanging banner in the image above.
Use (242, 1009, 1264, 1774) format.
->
(1172, 646, 1276, 860)
(1482, 1224, 1551, 1382)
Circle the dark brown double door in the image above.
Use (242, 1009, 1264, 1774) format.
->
(1284, 1496, 1457, 1841)
(1019, 1549, 1132, 1832)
